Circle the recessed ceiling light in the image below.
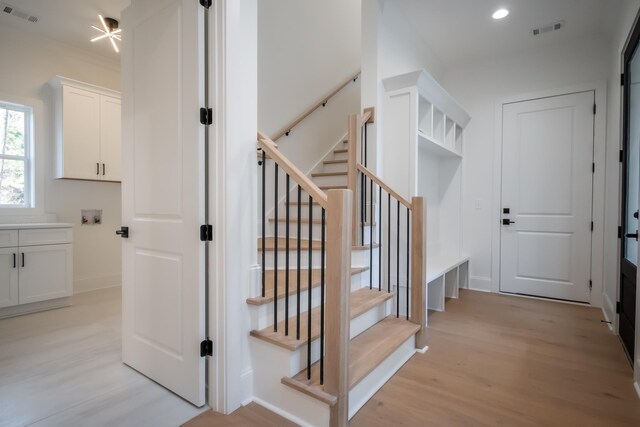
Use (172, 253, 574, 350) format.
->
(492, 8, 510, 20)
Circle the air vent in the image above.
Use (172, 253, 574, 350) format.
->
(1, 3, 38, 23)
(532, 20, 564, 36)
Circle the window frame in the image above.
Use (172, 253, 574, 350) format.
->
(0, 100, 33, 208)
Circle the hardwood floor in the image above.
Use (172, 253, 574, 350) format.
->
(0, 287, 205, 427)
(351, 290, 640, 426)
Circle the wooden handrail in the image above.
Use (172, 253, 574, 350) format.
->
(258, 132, 329, 208)
(356, 164, 412, 209)
(271, 70, 361, 142)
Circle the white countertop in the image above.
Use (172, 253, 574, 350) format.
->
(0, 223, 74, 230)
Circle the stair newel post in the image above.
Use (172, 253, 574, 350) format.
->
(347, 114, 360, 244)
(325, 189, 352, 427)
(410, 197, 427, 350)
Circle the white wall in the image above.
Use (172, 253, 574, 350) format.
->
(361, 0, 444, 171)
(441, 34, 611, 293)
(0, 24, 122, 293)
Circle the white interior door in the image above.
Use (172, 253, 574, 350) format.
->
(121, 0, 205, 407)
(500, 91, 594, 303)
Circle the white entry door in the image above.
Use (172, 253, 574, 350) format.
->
(120, 0, 206, 406)
(500, 91, 594, 303)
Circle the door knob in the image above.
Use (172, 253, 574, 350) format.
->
(116, 226, 129, 238)
(626, 231, 638, 240)
(502, 219, 515, 225)
(634, 211, 639, 219)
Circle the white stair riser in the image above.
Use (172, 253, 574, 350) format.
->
(251, 271, 370, 330)
(320, 162, 348, 174)
(260, 248, 375, 269)
(250, 339, 330, 427)
(332, 151, 348, 161)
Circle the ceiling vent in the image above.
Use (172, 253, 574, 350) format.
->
(1, 3, 38, 23)
(532, 20, 564, 36)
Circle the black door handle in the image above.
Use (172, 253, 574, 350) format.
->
(96, 162, 100, 175)
(116, 226, 129, 238)
(634, 211, 639, 219)
(626, 231, 638, 240)
(21, 253, 24, 268)
(502, 219, 515, 225)
(13, 253, 16, 268)
(102, 163, 106, 176)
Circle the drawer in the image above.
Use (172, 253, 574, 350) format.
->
(0, 230, 18, 248)
(19, 228, 73, 247)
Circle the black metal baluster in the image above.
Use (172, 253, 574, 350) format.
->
(370, 178, 374, 290)
(307, 194, 313, 380)
(361, 173, 365, 246)
(406, 207, 410, 320)
(396, 200, 400, 318)
(274, 165, 279, 331)
(296, 185, 302, 340)
(387, 193, 391, 294)
(285, 174, 290, 336)
(320, 208, 326, 385)
(379, 186, 382, 292)
(261, 150, 265, 297)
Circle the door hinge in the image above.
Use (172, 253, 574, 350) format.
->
(591, 221, 594, 232)
(200, 224, 213, 241)
(618, 226, 623, 238)
(616, 301, 621, 314)
(620, 149, 624, 163)
(200, 107, 213, 125)
(199, 0, 212, 8)
(200, 338, 213, 357)
(593, 103, 597, 115)
(621, 73, 626, 86)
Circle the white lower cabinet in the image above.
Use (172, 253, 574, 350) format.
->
(0, 248, 19, 308)
(19, 244, 73, 305)
(0, 225, 74, 317)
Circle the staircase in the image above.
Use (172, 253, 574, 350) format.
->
(250, 86, 426, 426)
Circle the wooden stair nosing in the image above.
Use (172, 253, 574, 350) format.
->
(250, 289, 394, 351)
(282, 316, 419, 401)
(311, 171, 348, 178)
(269, 217, 376, 226)
(246, 267, 369, 306)
(323, 159, 347, 165)
(334, 148, 348, 154)
(318, 185, 348, 190)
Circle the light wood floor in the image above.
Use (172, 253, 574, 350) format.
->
(188, 289, 640, 426)
(0, 287, 205, 427)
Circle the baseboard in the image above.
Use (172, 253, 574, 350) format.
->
(240, 368, 254, 407)
(634, 382, 640, 400)
(251, 396, 315, 427)
(468, 276, 492, 293)
(0, 297, 71, 319)
(601, 292, 615, 332)
(74, 274, 121, 294)
(416, 345, 429, 354)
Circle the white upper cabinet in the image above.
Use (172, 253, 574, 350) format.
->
(49, 77, 122, 182)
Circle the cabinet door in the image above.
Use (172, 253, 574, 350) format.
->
(62, 86, 101, 180)
(100, 95, 122, 181)
(19, 244, 72, 305)
(0, 248, 19, 308)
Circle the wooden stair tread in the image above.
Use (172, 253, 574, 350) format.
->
(318, 185, 348, 190)
(269, 217, 376, 226)
(311, 171, 347, 177)
(324, 159, 347, 165)
(283, 316, 419, 400)
(250, 289, 394, 351)
(246, 267, 368, 306)
(258, 237, 379, 252)
(334, 148, 348, 154)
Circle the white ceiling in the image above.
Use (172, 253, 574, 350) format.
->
(395, 0, 626, 70)
(0, 0, 130, 62)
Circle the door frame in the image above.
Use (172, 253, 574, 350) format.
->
(490, 81, 607, 307)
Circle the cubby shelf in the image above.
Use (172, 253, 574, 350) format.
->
(382, 69, 471, 316)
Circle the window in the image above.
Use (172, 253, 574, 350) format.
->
(0, 101, 31, 208)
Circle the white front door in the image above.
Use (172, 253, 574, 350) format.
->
(500, 91, 594, 303)
(121, 0, 206, 406)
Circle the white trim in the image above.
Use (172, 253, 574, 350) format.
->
(491, 81, 608, 307)
(602, 291, 616, 332)
(47, 76, 120, 98)
(416, 345, 429, 354)
(0, 92, 45, 217)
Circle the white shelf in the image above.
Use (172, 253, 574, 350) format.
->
(418, 131, 462, 159)
(427, 254, 469, 283)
